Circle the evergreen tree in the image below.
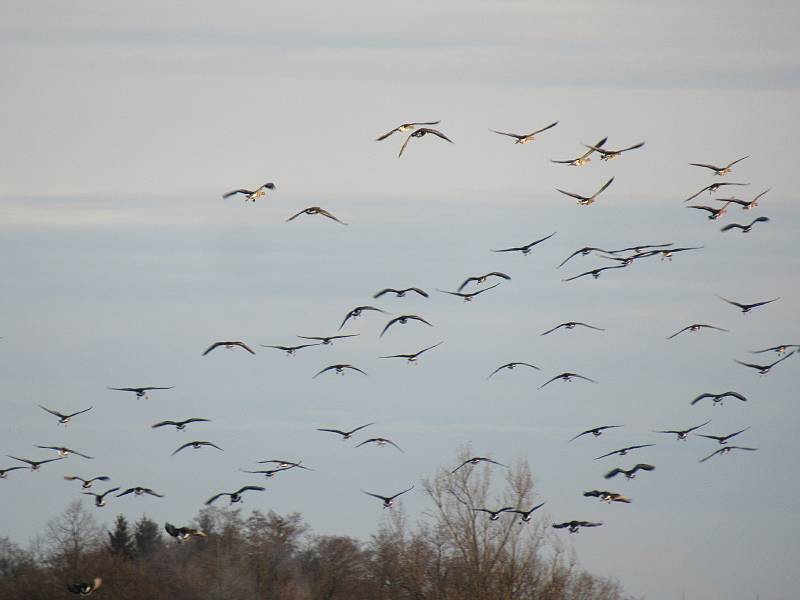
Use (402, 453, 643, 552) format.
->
(134, 515, 163, 559)
(107, 515, 135, 559)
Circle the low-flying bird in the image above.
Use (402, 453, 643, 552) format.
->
(583, 490, 631, 503)
(684, 182, 749, 202)
(398, 127, 453, 157)
(313, 364, 368, 378)
(750, 344, 800, 356)
(734, 352, 794, 375)
(362, 486, 414, 508)
(595, 445, 655, 460)
(380, 315, 433, 337)
(687, 201, 732, 220)
(117, 487, 164, 498)
(557, 246, 610, 269)
(562, 264, 627, 282)
(473, 507, 514, 521)
(165, 522, 207, 542)
(239, 466, 294, 478)
(286, 206, 347, 224)
(7, 455, 65, 471)
(380, 342, 443, 364)
(256, 460, 313, 470)
(510, 502, 546, 523)
(206, 486, 265, 505)
(339, 306, 388, 330)
(582, 141, 645, 160)
(604, 464, 655, 480)
(107, 386, 174, 398)
(222, 182, 275, 202)
(489, 121, 559, 144)
(539, 372, 597, 389)
(722, 189, 769, 210)
(64, 475, 111, 489)
(260, 343, 322, 356)
(696, 427, 750, 445)
(0, 466, 26, 478)
(541, 322, 605, 336)
(608, 242, 675, 255)
(451, 457, 508, 474)
(171, 441, 223, 456)
(298, 334, 358, 345)
(67, 578, 102, 596)
(666, 324, 728, 340)
(636, 246, 704, 261)
(492, 231, 556, 255)
(202, 341, 255, 356)
(720, 217, 770, 233)
(374, 287, 429, 299)
(457, 272, 511, 292)
(376, 121, 441, 141)
(653, 420, 711, 440)
(356, 437, 404, 452)
(487, 362, 540, 379)
(569, 425, 622, 442)
(38, 405, 92, 425)
(552, 520, 602, 533)
(437, 283, 501, 302)
(36, 445, 94, 459)
(83, 487, 120, 507)
(700, 446, 758, 463)
(689, 155, 749, 176)
(690, 391, 747, 406)
(317, 422, 375, 440)
(151, 418, 211, 431)
(551, 136, 608, 166)
(717, 295, 779, 313)
(556, 177, 614, 206)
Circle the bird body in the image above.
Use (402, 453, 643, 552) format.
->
(313, 364, 368, 378)
(398, 128, 453, 157)
(206, 485, 265, 505)
(489, 121, 558, 144)
(487, 362, 540, 379)
(339, 306, 387, 330)
(317, 422, 375, 440)
(666, 324, 728, 340)
(541, 322, 605, 336)
(202, 341, 255, 356)
(165, 522, 207, 541)
(689, 155, 749, 176)
(556, 177, 615, 206)
(67, 578, 102, 596)
(286, 206, 348, 224)
(457, 272, 511, 291)
(151, 418, 211, 431)
(539, 372, 597, 389)
(380, 342, 443, 363)
(493, 231, 556, 255)
(595, 444, 655, 460)
(362, 486, 414, 508)
(437, 283, 501, 301)
(171, 441, 223, 456)
(734, 352, 794, 375)
(107, 386, 173, 398)
(718, 295, 779, 313)
(654, 420, 711, 440)
(604, 463, 655, 480)
(380, 315, 433, 337)
(583, 490, 631, 503)
(38, 405, 92, 424)
(451, 457, 508, 474)
(222, 182, 276, 202)
(83, 487, 120, 507)
(356, 437, 404, 452)
(553, 520, 602, 533)
(690, 391, 746, 406)
(720, 217, 769, 233)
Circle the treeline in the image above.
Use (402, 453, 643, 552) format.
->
(0, 458, 637, 600)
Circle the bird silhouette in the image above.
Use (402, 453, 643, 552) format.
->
(286, 206, 347, 225)
(689, 155, 749, 176)
(202, 341, 255, 356)
(604, 464, 655, 480)
(317, 422, 375, 440)
(398, 128, 453, 157)
(720, 217, 770, 233)
(493, 231, 556, 255)
(206, 485, 265, 505)
(222, 182, 275, 202)
(362, 486, 414, 508)
(653, 420, 711, 440)
(489, 121, 558, 144)
(556, 177, 615, 206)
(38, 405, 92, 425)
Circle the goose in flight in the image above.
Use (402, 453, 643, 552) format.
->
(317, 422, 375, 440)
(604, 463, 655, 480)
(569, 425, 622, 442)
(489, 121, 558, 144)
(256, 460, 313, 470)
(487, 362, 541, 379)
(107, 386, 174, 398)
(398, 127, 453, 157)
(582, 141, 645, 160)
(362, 485, 414, 508)
(356, 437, 404, 452)
(684, 182, 749, 202)
(451, 457, 508, 474)
(438, 282, 501, 302)
(83, 487, 120, 507)
(687, 201, 733, 220)
(0, 466, 26, 478)
(556, 177, 615, 206)
(510, 502, 546, 523)
(717, 295, 779, 313)
(720, 217, 769, 233)
(696, 427, 750, 445)
(240, 466, 294, 478)
(298, 334, 358, 345)
(666, 324, 728, 340)
(690, 391, 747, 406)
(538, 372, 597, 389)
(636, 246, 704, 261)
(734, 352, 794, 375)
(7, 455, 65, 471)
(151, 417, 211, 431)
(202, 341, 255, 356)
(552, 520, 602, 533)
(313, 364, 368, 378)
(595, 444, 655, 460)
(380, 315, 433, 337)
(380, 342, 443, 363)
(222, 182, 275, 202)
(260, 343, 322, 356)
(339, 306, 388, 330)
(457, 272, 511, 292)
(689, 155, 749, 176)
(171, 441, 223, 456)
(473, 507, 515, 521)
(39, 405, 92, 425)
(206, 485, 265, 505)
(557, 246, 610, 269)
(608, 242, 675, 255)
(376, 120, 441, 141)
(117, 487, 164, 498)
(653, 420, 711, 440)
(286, 206, 347, 225)
(722, 189, 769, 210)
(64, 475, 111, 489)
(700, 445, 757, 463)
(165, 522, 207, 542)
(541, 322, 605, 336)
(750, 344, 799, 356)
(551, 136, 608, 166)
(36, 445, 94, 459)
(373, 287, 429, 299)
(562, 264, 627, 282)
(492, 231, 556, 255)
(67, 578, 102, 596)
(583, 490, 631, 503)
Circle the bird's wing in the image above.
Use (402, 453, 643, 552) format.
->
(202, 342, 223, 356)
(538, 375, 561, 389)
(619, 142, 646, 153)
(313, 366, 337, 378)
(720, 223, 745, 233)
(285, 209, 306, 222)
(408, 315, 433, 326)
(144, 488, 164, 497)
(574, 374, 598, 384)
(69, 407, 94, 417)
(700, 449, 723, 463)
(469, 283, 501, 296)
(205, 493, 226, 505)
(594, 177, 615, 197)
(361, 490, 388, 501)
(117, 488, 134, 497)
(398, 132, 414, 157)
(689, 163, 721, 171)
(38, 405, 64, 418)
(717, 295, 744, 309)
(540, 324, 563, 335)
(489, 129, 522, 139)
(222, 189, 251, 198)
(667, 327, 690, 340)
(151, 421, 176, 428)
(70, 449, 94, 459)
(317, 208, 348, 225)
(376, 126, 401, 141)
(533, 121, 559, 135)
(450, 460, 471, 474)
(487, 364, 508, 379)
(604, 468, 623, 479)
(392, 485, 415, 499)
(422, 128, 453, 143)
(345, 365, 368, 376)
(726, 155, 750, 168)
(234, 341, 256, 354)
(349, 422, 376, 435)
(409, 287, 429, 297)
(556, 188, 586, 201)
(594, 450, 617, 460)
(749, 297, 780, 308)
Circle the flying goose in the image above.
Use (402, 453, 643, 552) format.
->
(552, 520, 602, 533)
(700, 446, 757, 463)
(487, 362, 541, 379)
(260, 343, 322, 356)
(339, 306, 388, 330)
(557, 246, 610, 269)
(556, 177, 615, 206)
(510, 502, 546, 523)
(117, 487, 164, 498)
(171, 441, 223, 456)
(722, 189, 769, 210)
(240, 466, 294, 478)
(690, 391, 747, 406)
(687, 201, 733, 220)
(583, 490, 631, 503)
(67, 578, 102, 596)
(451, 457, 508, 474)
(39, 405, 92, 425)
(493, 231, 556, 255)
(374, 287, 429, 299)
(717, 295, 779, 313)
(298, 334, 358, 345)
(538, 372, 597, 389)
(604, 463, 655, 480)
(380, 315, 433, 337)
(594, 444, 655, 460)
(582, 141, 645, 160)
(653, 420, 711, 440)
(202, 341, 255, 356)
(376, 121, 441, 141)
(489, 121, 558, 144)
(7, 455, 65, 471)
(313, 364, 368, 378)
(356, 437, 404, 452)
(689, 155, 749, 176)
(286, 206, 347, 225)
(666, 324, 728, 340)
(222, 182, 276, 202)
(750, 344, 799, 356)
(457, 272, 511, 291)
(83, 487, 120, 507)
(317, 422, 375, 440)
(206, 485, 265, 505)
(398, 128, 453, 157)
(608, 242, 675, 255)
(437, 283, 501, 302)
(151, 417, 211, 431)
(720, 217, 769, 233)
(636, 246, 704, 260)
(36, 445, 94, 459)
(107, 386, 174, 398)
(696, 427, 750, 445)
(684, 182, 749, 202)
(64, 475, 111, 489)
(256, 460, 313, 470)
(569, 425, 622, 442)
(165, 522, 207, 541)
(734, 352, 794, 374)
(362, 485, 414, 508)
(541, 322, 605, 336)
(380, 342, 443, 363)
(473, 507, 514, 521)
(562, 264, 627, 282)
(551, 136, 608, 166)
(0, 466, 26, 478)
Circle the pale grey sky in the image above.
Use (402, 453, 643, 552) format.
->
(2, 2, 799, 600)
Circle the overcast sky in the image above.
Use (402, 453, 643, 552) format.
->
(2, 2, 799, 599)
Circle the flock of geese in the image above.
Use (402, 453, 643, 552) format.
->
(4, 118, 795, 596)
